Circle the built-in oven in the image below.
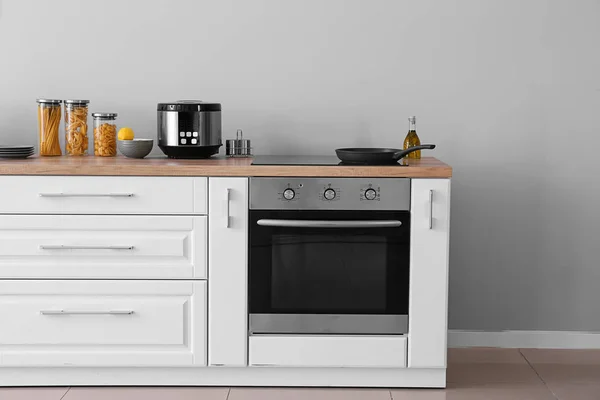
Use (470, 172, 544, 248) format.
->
(249, 177, 411, 335)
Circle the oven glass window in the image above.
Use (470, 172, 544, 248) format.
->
(250, 210, 410, 316)
(271, 234, 387, 312)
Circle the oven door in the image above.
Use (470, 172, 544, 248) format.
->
(249, 210, 410, 335)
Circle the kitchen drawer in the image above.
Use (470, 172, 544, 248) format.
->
(0, 215, 206, 279)
(0, 280, 206, 367)
(249, 335, 407, 368)
(0, 176, 207, 215)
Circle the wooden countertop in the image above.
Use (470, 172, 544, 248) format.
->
(0, 156, 452, 178)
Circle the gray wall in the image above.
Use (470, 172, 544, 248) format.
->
(1, 0, 599, 332)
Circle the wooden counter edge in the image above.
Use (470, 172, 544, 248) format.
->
(0, 156, 452, 178)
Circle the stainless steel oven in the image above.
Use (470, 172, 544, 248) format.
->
(249, 177, 411, 335)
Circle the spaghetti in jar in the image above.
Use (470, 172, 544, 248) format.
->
(36, 99, 62, 156)
(92, 112, 118, 157)
(64, 100, 90, 156)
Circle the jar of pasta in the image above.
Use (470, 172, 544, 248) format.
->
(92, 112, 118, 157)
(64, 100, 90, 156)
(36, 99, 63, 156)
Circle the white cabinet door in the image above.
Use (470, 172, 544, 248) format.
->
(408, 179, 451, 368)
(208, 177, 248, 366)
(249, 336, 407, 368)
(0, 280, 207, 367)
(0, 176, 207, 215)
(0, 215, 207, 279)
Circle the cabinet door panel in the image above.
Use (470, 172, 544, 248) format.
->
(208, 177, 248, 366)
(250, 335, 407, 368)
(0, 176, 207, 215)
(0, 215, 206, 279)
(408, 179, 450, 368)
(0, 280, 206, 367)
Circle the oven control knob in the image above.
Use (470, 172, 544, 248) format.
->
(283, 188, 295, 200)
(364, 188, 377, 200)
(324, 188, 336, 200)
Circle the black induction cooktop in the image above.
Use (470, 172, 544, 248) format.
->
(251, 155, 407, 166)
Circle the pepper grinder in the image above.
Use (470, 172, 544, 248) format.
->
(226, 129, 252, 157)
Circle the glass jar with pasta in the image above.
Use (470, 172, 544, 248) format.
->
(37, 99, 63, 156)
(92, 112, 118, 157)
(64, 100, 90, 156)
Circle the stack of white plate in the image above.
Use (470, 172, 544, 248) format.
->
(0, 145, 35, 159)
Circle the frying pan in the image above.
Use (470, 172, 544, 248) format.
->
(335, 144, 436, 165)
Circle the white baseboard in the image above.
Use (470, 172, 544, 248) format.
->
(449, 330, 600, 349)
(0, 367, 446, 388)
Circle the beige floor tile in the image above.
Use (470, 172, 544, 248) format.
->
(0, 387, 69, 400)
(545, 382, 600, 400)
(390, 389, 448, 400)
(61, 387, 229, 400)
(448, 347, 526, 364)
(447, 362, 542, 385)
(228, 387, 392, 400)
(531, 363, 600, 383)
(392, 389, 449, 400)
(521, 348, 600, 365)
(392, 382, 555, 400)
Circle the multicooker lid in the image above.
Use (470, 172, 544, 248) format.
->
(157, 100, 221, 112)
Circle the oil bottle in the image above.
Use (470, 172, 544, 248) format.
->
(403, 116, 421, 159)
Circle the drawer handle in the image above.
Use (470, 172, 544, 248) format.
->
(38, 193, 135, 198)
(39, 245, 134, 250)
(429, 190, 434, 230)
(225, 188, 231, 228)
(40, 310, 135, 315)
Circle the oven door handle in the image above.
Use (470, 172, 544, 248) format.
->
(256, 219, 402, 228)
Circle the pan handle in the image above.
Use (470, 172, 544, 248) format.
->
(392, 144, 436, 160)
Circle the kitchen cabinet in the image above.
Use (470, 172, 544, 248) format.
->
(0, 159, 451, 388)
(408, 179, 451, 368)
(0, 176, 207, 215)
(0, 215, 207, 279)
(249, 336, 407, 368)
(208, 177, 249, 366)
(0, 280, 207, 367)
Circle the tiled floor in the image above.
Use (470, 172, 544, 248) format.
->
(1, 348, 599, 399)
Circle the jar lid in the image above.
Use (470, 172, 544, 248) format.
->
(157, 101, 221, 112)
(36, 98, 62, 104)
(65, 99, 90, 105)
(92, 112, 118, 118)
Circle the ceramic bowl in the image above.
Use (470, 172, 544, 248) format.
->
(117, 139, 153, 159)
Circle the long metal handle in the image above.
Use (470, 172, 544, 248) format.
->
(392, 144, 437, 161)
(39, 193, 134, 198)
(256, 219, 402, 228)
(40, 310, 134, 315)
(429, 190, 434, 230)
(39, 245, 134, 250)
(225, 188, 231, 228)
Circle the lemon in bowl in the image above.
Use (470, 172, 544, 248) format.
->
(118, 127, 135, 141)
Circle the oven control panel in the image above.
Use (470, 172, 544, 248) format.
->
(250, 178, 410, 210)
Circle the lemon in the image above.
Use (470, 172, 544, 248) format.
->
(118, 127, 135, 140)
